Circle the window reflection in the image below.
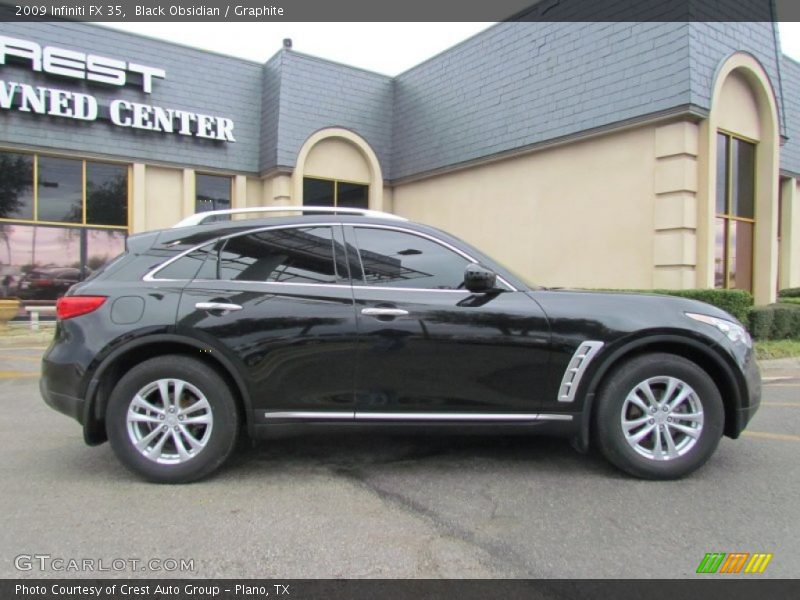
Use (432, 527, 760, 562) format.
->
(353, 228, 469, 289)
(715, 133, 756, 292)
(156, 245, 215, 280)
(0, 152, 34, 220)
(218, 227, 344, 284)
(733, 139, 755, 219)
(714, 218, 726, 288)
(86, 163, 128, 226)
(302, 177, 368, 209)
(38, 157, 83, 223)
(729, 220, 753, 292)
(337, 182, 368, 208)
(86, 229, 126, 271)
(196, 174, 231, 215)
(0, 224, 124, 301)
(0, 152, 128, 305)
(716, 134, 728, 215)
(303, 178, 335, 207)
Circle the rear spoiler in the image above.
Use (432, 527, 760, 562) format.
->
(125, 231, 160, 254)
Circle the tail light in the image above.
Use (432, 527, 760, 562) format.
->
(56, 296, 107, 320)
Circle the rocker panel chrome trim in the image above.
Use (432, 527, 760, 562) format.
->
(263, 411, 354, 420)
(262, 411, 573, 422)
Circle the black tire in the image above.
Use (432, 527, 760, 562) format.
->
(594, 353, 724, 480)
(106, 355, 239, 483)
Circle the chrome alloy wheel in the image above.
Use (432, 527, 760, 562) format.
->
(126, 378, 213, 465)
(620, 376, 704, 461)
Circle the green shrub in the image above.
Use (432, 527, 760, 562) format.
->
(772, 306, 796, 339)
(588, 288, 753, 322)
(649, 289, 753, 323)
(779, 287, 800, 298)
(748, 306, 775, 340)
(748, 303, 800, 340)
(790, 304, 800, 337)
(778, 297, 800, 306)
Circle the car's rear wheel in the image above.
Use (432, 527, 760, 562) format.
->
(106, 355, 239, 483)
(595, 353, 724, 480)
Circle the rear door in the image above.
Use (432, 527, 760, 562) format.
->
(346, 224, 551, 419)
(175, 224, 358, 420)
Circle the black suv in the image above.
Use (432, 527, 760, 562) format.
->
(41, 207, 761, 483)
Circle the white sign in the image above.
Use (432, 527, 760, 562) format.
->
(0, 35, 165, 93)
(0, 34, 236, 142)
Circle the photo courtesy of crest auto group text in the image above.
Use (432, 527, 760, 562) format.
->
(0, 0, 799, 594)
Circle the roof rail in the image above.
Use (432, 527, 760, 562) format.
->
(173, 206, 407, 228)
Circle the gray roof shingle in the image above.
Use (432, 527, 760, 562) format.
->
(780, 56, 800, 176)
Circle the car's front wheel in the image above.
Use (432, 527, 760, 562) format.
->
(595, 353, 724, 480)
(106, 355, 239, 483)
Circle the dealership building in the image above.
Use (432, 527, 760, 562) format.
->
(0, 20, 799, 305)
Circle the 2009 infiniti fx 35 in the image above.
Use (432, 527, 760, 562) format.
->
(40, 207, 761, 483)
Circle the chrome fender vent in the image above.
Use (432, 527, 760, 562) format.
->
(557, 341, 604, 402)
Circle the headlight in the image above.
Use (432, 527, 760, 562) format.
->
(686, 312, 752, 348)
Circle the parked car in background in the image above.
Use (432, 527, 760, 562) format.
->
(39, 207, 761, 483)
(17, 267, 86, 300)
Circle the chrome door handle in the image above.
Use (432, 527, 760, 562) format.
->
(195, 302, 243, 312)
(361, 308, 409, 317)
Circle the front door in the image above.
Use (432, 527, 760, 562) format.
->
(345, 225, 551, 418)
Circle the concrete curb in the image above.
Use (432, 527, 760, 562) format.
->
(0, 332, 53, 348)
(759, 357, 800, 370)
(759, 357, 800, 379)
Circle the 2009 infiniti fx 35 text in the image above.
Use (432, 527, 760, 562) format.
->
(40, 206, 761, 483)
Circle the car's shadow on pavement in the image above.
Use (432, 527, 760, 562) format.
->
(223, 432, 621, 480)
(49, 430, 622, 484)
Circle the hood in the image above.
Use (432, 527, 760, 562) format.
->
(529, 289, 736, 343)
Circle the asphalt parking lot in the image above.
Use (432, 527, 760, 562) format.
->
(1, 340, 798, 579)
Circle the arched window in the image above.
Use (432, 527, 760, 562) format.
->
(703, 54, 780, 304)
(293, 128, 384, 211)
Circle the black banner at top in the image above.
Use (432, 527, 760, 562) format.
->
(0, 0, 799, 22)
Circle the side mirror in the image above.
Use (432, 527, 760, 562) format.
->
(463, 264, 497, 293)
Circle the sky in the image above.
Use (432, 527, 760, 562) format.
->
(99, 23, 495, 75)
(99, 22, 800, 75)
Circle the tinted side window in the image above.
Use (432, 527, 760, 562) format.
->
(353, 228, 470, 289)
(155, 244, 215, 280)
(217, 227, 346, 284)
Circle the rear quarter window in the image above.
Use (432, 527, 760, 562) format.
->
(153, 244, 215, 280)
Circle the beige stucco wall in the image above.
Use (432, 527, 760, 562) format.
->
(250, 173, 292, 207)
(144, 166, 183, 231)
(717, 72, 762, 140)
(653, 121, 700, 289)
(246, 176, 264, 207)
(304, 138, 371, 183)
(780, 177, 800, 289)
(392, 126, 659, 289)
